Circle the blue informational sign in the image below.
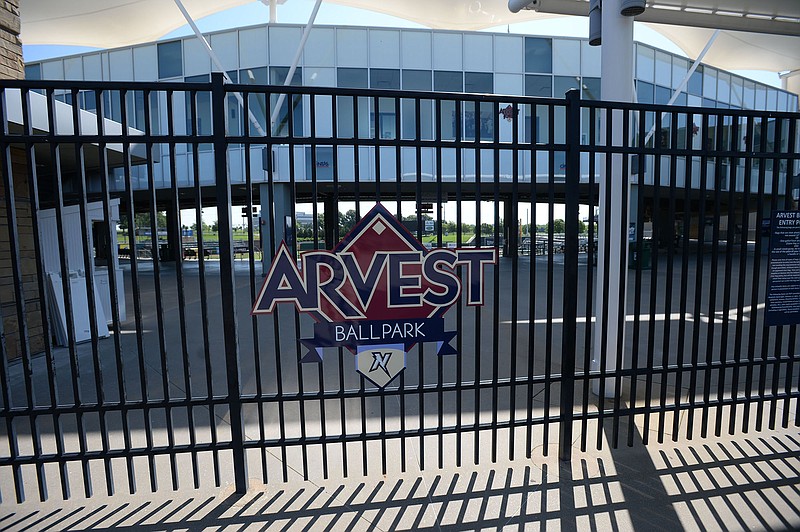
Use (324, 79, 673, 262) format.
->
(765, 210, 800, 326)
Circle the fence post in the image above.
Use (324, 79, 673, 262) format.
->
(559, 89, 581, 462)
(211, 72, 248, 493)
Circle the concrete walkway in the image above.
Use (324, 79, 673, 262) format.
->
(2, 417, 799, 531)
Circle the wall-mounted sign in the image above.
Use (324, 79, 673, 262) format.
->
(252, 203, 496, 387)
(766, 210, 800, 327)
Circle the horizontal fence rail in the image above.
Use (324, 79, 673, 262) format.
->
(0, 74, 797, 502)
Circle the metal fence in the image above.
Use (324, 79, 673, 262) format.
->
(0, 73, 798, 502)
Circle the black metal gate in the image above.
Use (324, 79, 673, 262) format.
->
(0, 73, 798, 502)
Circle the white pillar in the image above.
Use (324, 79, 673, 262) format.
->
(592, 0, 635, 397)
(260, 182, 293, 275)
(782, 71, 800, 99)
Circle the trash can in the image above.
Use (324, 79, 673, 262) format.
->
(628, 239, 651, 270)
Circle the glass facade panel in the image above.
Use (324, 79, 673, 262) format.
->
(702, 67, 717, 100)
(553, 76, 580, 98)
(524, 37, 552, 73)
(270, 66, 303, 136)
(402, 70, 432, 91)
(185, 74, 211, 135)
(338, 67, 368, 88)
(636, 81, 654, 104)
(370, 69, 400, 89)
(655, 51, 671, 87)
(525, 75, 552, 97)
(582, 77, 600, 100)
(671, 57, 688, 90)
(688, 65, 703, 96)
(636, 44, 655, 83)
(401, 70, 433, 140)
(157, 40, 182, 79)
(730, 76, 744, 108)
(743, 80, 755, 109)
(717, 72, 731, 104)
(464, 72, 493, 93)
(241, 67, 268, 135)
(655, 85, 671, 105)
(434, 71, 463, 92)
(25, 64, 41, 80)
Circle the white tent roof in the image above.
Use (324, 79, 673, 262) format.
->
(20, 0, 800, 75)
(644, 23, 800, 74)
(19, 0, 555, 48)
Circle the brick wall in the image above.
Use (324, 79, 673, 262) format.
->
(0, 149, 45, 359)
(0, 0, 22, 79)
(0, 4, 42, 360)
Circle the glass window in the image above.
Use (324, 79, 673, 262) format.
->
(702, 98, 716, 109)
(636, 81, 654, 104)
(241, 67, 268, 135)
(673, 92, 687, 106)
(688, 64, 702, 96)
(402, 70, 432, 91)
(463, 101, 494, 141)
(702, 67, 717, 100)
(767, 89, 778, 111)
(717, 72, 731, 104)
(401, 70, 433, 140)
(25, 64, 41, 80)
(777, 90, 788, 112)
(524, 37, 552, 73)
(185, 74, 211, 135)
(671, 57, 688, 91)
(336, 68, 368, 138)
(434, 71, 463, 92)
(743, 80, 755, 109)
(655, 85, 672, 105)
(370, 69, 400, 89)
(157, 40, 182, 79)
(525, 75, 552, 97)
(270, 66, 303, 136)
(554, 76, 580, 98)
(581, 77, 600, 101)
(80, 91, 97, 112)
(337, 67, 368, 88)
(464, 72, 493, 93)
(655, 51, 671, 87)
(755, 85, 767, 110)
(730, 76, 744, 108)
(636, 45, 655, 83)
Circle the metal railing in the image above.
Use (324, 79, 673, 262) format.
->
(0, 73, 798, 502)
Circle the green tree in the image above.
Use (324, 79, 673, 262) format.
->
(339, 209, 357, 235)
(552, 219, 565, 234)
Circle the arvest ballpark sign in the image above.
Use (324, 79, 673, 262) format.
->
(251, 203, 496, 388)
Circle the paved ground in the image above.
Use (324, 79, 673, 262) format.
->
(1, 416, 799, 530)
(1, 249, 799, 529)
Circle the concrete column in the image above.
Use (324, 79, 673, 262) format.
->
(592, 0, 635, 397)
(503, 199, 518, 258)
(260, 182, 293, 275)
(164, 205, 180, 262)
(323, 195, 337, 249)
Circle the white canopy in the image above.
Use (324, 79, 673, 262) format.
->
(19, 0, 555, 48)
(644, 23, 800, 74)
(20, 0, 800, 76)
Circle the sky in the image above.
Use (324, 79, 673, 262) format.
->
(20, 0, 782, 88)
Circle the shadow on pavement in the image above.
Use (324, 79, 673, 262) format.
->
(2, 430, 799, 530)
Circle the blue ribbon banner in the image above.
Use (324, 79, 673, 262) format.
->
(300, 317, 457, 362)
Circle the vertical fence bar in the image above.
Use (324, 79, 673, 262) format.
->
(211, 72, 247, 494)
(559, 89, 580, 461)
(21, 87, 63, 501)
